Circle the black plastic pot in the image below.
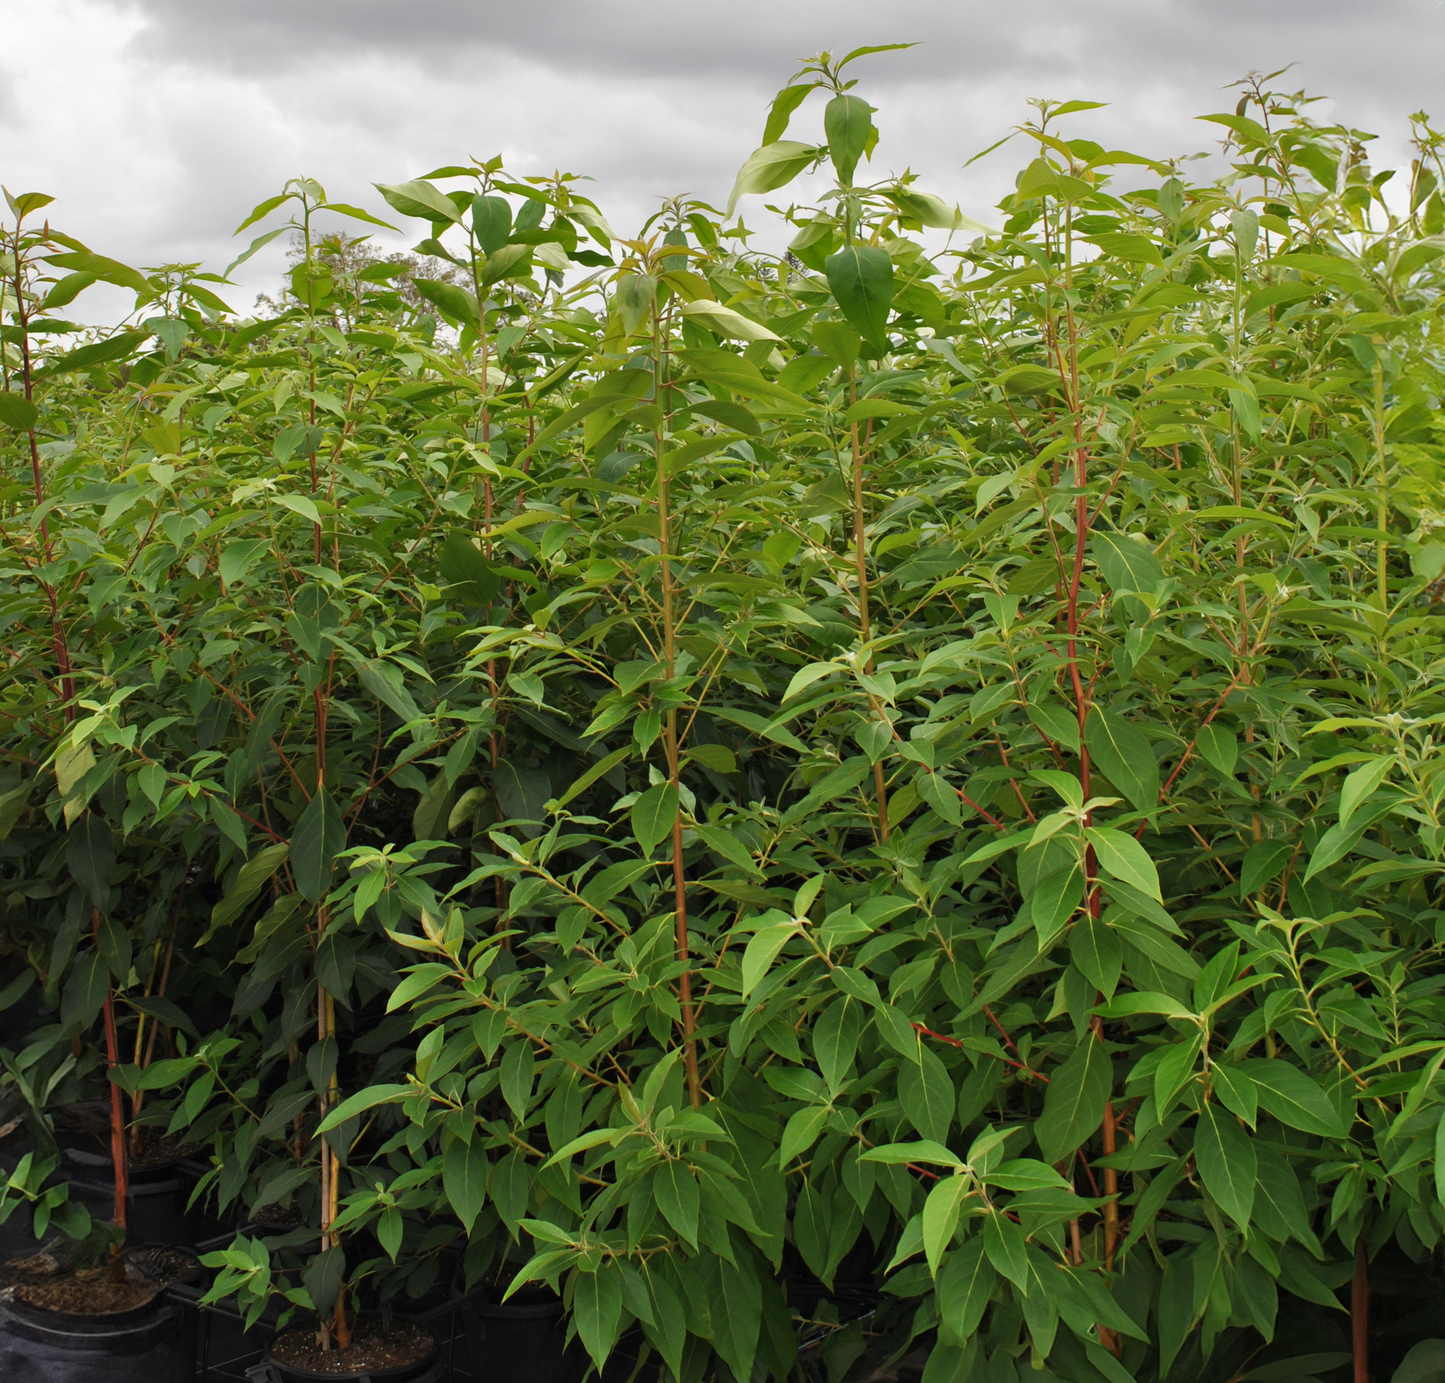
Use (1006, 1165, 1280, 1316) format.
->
(253, 1328, 443, 1383)
(63, 1146, 216, 1247)
(0, 1289, 195, 1383)
(462, 1287, 586, 1383)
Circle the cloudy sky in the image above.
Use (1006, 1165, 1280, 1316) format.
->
(2, 0, 1441, 320)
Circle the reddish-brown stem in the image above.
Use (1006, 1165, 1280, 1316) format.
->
(1353, 1239, 1370, 1383)
(94, 912, 127, 1232)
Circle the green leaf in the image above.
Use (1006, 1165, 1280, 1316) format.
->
(1241, 1059, 1350, 1137)
(374, 179, 465, 224)
(900, 1041, 954, 1144)
(861, 1140, 962, 1168)
(1091, 531, 1162, 595)
(761, 82, 816, 145)
(1240, 839, 1292, 896)
(825, 94, 873, 185)
(315, 1083, 409, 1132)
(712, 1256, 762, 1383)
(982, 1208, 1029, 1291)
(936, 1238, 994, 1343)
(438, 529, 501, 606)
(813, 997, 860, 1094)
(219, 539, 271, 586)
(922, 1174, 969, 1273)
(1034, 1032, 1111, 1162)
(573, 1264, 624, 1371)
(654, 1160, 700, 1247)
(631, 782, 679, 856)
(61, 952, 107, 1030)
(726, 141, 821, 216)
(678, 300, 780, 342)
(413, 278, 480, 328)
(471, 194, 513, 254)
(824, 245, 895, 356)
(741, 922, 798, 999)
(1196, 724, 1238, 778)
(1084, 706, 1160, 814)
(205, 842, 291, 943)
(443, 1135, 490, 1231)
(292, 790, 346, 903)
(500, 1040, 535, 1121)
(38, 330, 147, 377)
(1070, 913, 1121, 997)
(0, 394, 38, 431)
(495, 760, 550, 838)
(778, 1105, 829, 1167)
(66, 811, 113, 911)
(1086, 826, 1162, 900)
(358, 663, 421, 725)
(1195, 1103, 1255, 1230)
(1338, 756, 1392, 832)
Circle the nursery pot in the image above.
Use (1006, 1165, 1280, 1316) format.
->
(64, 1147, 197, 1247)
(0, 1286, 193, 1383)
(255, 1322, 442, 1383)
(462, 1287, 586, 1383)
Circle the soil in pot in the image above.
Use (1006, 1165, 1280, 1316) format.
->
(126, 1131, 201, 1174)
(12, 1271, 157, 1316)
(271, 1321, 434, 1376)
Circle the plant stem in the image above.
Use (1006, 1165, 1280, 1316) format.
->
(94, 910, 127, 1233)
(848, 367, 888, 839)
(1353, 1237, 1369, 1383)
(654, 301, 700, 1110)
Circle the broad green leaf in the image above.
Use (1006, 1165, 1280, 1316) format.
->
(315, 1083, 409, 1133)
(982, 1208, 1028, 1291)
(1241, 1059, 1350, 1137)
(813, 996, 860, 1094)
(761, 82, 817, 145)
(1195, 1102, 1256, 1229)
(573, 1264, 624, 1371)
(0, 394, 38, 431)
(205, 842, 291, 942)
(292, 790, 346, 903)
(1034, 1032, 1111, 1162)
(631, 782, 679, 856)
(1338, 756, 1392, 832)
(1196, 724, 1238, 777)
(679, 300, 780, 341)
(374, 179, 465, 224)
(936, 1238, 994, 1344)
(899, 1042, 954, 1144)
(861, 1141, 962, 1168)
(1091, 531, 1163, 595)
(654, 1160, 700, 1247)
(923, 1174, 970, 1273)
(824, 245, 894, 355)
(1086, 826, 1162, 900)
(726, 141, 821, 216)
(471, 194, 512, 254)
(825, 94, 872, 185)
(741, 922, 798, 999)
(443, 1135, 490, 1231)
(66, 811, 113, 911)
(1084, 707, 1160, 814)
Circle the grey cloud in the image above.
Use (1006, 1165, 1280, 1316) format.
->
(9, 0, 1444, 321)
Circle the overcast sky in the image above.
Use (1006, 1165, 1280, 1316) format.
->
(2, 0, 1442, 321)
